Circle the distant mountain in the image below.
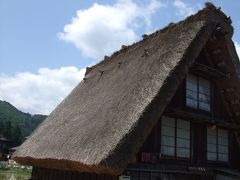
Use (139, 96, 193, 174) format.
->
(0, 100, 47, 146)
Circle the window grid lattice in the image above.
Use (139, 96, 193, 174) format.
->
(186, 74, 211, 111)
(161, 117, 190, 158)
(207, 128, 229, 162)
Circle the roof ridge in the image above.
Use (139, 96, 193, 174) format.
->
(85, 3, 232, 76)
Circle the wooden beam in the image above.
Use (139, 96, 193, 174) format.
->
(226, 88, 235, 92)
(233, 131, 240, 152)
(220, 90, 239, 102)
(234, 112, 240, 117)
(230, 100, 240, 105)
(212, 49, 222, 55)
(216, 61, 225, 67)
(192, 63, 229, 79)
(165, 108, 240, 130)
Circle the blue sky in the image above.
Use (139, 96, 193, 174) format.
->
(0, 0, 239, 114)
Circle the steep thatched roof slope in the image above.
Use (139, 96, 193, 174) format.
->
(13, 3, 237, 175)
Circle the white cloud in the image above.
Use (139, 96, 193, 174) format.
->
(173, 0, 196, 17)
(235, 42, 240, 58)
(58, 0, 164, 59)
(0, 66, 85, 115)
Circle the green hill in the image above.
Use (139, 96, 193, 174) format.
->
(0, 100, 47, 146)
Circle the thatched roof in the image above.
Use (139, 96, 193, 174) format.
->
(13, 3, 239, 175)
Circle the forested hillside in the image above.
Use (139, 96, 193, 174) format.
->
(0, 100, 47, 146)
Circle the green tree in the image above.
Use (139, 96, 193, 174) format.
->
(0, 100, 46, 140)
(12, 125, 22, 146)
(0, 121, 4, 135)
(3, 120, 12, 140)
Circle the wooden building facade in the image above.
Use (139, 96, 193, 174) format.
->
(13, 3, 240, 180)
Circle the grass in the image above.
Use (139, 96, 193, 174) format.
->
(0, 163, 31, 180)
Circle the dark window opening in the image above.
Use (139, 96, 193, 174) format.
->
(186, 74, 211, 112)
(161, 116, 190, 158)
(207, 127, 229, 162)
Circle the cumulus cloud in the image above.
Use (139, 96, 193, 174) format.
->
(0, 67, 85, 115)
(58, 0, 164, 59)
(173, 0, 196, 17)
(235, 42, 240, 58)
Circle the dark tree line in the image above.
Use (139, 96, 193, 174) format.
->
(0, 100, 47, 148)
(0, 120, 22, 146)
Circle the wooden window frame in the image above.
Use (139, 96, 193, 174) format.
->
(160, 117, 191, 159)
(207, 127, 229, 162)
(186, 74, 212, 113)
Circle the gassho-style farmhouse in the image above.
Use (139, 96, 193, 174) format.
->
(13, 3, 240, 180)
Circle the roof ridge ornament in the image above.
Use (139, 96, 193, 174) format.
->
(205, 2, 216, 10)
(118, 62, 123, 68)
(83, 77, 88, 83)
(142, 49, 150, 57)
(85, 67, 93, 76)
(121, 45, 127, 50)
(104, 56, 110, 60)
(99, 70, 104, 77)
(205, 2, 232, 25)
(227, 16, 232, 24)
(142, 34, 148, 39)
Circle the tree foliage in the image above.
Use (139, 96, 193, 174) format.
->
(3, 121, 12, 140)
(12, 125, 22, 146)
(0, 100, 47, 146)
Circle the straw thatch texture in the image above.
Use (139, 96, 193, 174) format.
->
(13, 4, 236, 175)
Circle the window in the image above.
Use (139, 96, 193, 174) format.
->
(207, 127, 229, 162)
(161, 116, 190, 158)
(186, 74, 211, 111)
